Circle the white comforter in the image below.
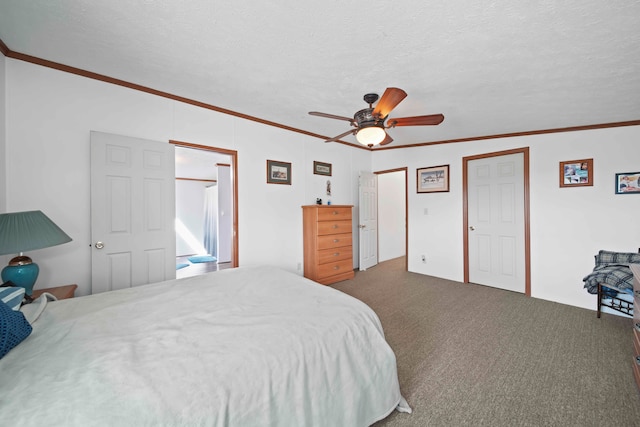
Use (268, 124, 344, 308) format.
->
(0, 266, 409, 426)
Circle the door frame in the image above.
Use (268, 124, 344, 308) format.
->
(374, 167, 408, 271)
(462, 147, 530, 295)
(170, 140, 239, 267)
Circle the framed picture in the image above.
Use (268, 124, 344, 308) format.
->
(559, 158, 593, 187)
(615, 172, 640, 194)
(417, 164, 449, 193)
(266, 160, 291, 185)
(313, 161, 332, 176)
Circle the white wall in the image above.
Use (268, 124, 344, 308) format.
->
(373, 126, 640, 311)
(0, 52, 7, 269)
(175, 180, 207, 256)
(4, 59, 370, 296)
(377, 171, 406, 262)
(0, 51, 6, 213)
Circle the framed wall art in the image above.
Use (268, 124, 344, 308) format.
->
(615, 172, 640, 194)
(417, 164, 449, 193)
(313, 161, 332, 176)
(266, 160, 292, 185)
(559, 158, 593, 188)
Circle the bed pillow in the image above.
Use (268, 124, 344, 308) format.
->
(594, 250, 640, 267)
(0, 299, 33, 359)
(0, 287, 25, 311)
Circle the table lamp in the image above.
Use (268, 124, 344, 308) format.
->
(0, 210, 72, 296)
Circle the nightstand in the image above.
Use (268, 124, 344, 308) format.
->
(31, 284, 78, 300)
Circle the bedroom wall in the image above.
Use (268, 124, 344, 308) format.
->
(0, 51, 6, 214)
(5, 55, 638, 312)
(373, 126, 640, 311)
(4, 58, 370, 296)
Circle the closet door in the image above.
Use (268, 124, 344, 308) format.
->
(467, 152, 525, 293)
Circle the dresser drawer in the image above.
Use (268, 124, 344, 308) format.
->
(317, 220, 352, 236)
(317, 258, 353, 279)
(318, 247, 352, 264)
(317, 233, 352, 250)
(317, 207, 352, 222)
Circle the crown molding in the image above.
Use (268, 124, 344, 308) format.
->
(0, 39, 9, 56)
(373, 120, 640, 151)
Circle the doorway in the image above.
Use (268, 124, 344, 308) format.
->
(171, 141, 238, 278)
(463, 147, 530, 295)
(375, 167, 408, 270)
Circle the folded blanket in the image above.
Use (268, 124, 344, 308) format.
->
(582, 250, 640, 294)
(583, 264, 635, 294)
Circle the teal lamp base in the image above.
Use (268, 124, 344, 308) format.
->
(1, 256, 39, 296)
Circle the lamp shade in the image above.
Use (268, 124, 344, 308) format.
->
(0, 210, 72, 255)
(356, 125, 386, 146)
(0, 211, 72, 296)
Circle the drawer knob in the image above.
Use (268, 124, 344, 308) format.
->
(333, 224, 339, 229)
(334, 265, 340, 270)
(333, 239, 339, 243)
(332, 211, 339, 215)
(635, 322, 640, 332)
(334, 252, 340, 257)
(636, 356, 640, 366)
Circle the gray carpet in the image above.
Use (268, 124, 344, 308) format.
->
(332, 257, 640, 427)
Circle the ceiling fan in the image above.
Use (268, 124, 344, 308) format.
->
(309, 87, 444, 147)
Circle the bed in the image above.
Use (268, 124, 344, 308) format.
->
(0, 265, 410, 426)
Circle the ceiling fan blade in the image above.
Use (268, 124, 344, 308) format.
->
(387, 114, 444, 127)
(372, 87, 407, 118)
(325, 129, 356, 143)
(309, 111, 355, 124)
(379, 133, 394, 146)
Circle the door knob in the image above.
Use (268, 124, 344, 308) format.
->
(359, 224, 366, 229)
(95, 241, 105, 249)
(469, 226, 475, 231)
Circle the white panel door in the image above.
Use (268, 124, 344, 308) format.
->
(91, 131, 176, 294)
(359, 171, 378, 271)
(468, 153, 525, 292)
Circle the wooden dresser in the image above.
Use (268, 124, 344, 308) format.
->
(302, 205, 355, 285)
(631, 264, 640, 393)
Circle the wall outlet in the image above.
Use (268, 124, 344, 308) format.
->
(421, 254, 426, 263)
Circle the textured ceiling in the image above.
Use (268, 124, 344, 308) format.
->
(1, 1, 639, 149)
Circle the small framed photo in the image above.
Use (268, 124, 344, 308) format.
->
(313, 161, 332, 176)
(615, 172, 640, 194)
(417, 164, 449, 193)
(266, 160, 291, 185)
(559, 158, 593, 187)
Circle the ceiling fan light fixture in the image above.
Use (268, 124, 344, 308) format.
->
(309, 88, 444, 147)
(356, 125, 386, 146)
